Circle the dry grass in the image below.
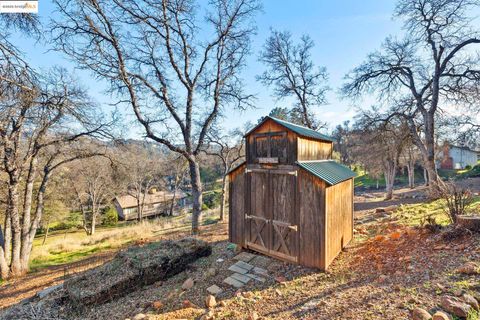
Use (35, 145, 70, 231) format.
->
(29, 210, 221, 271)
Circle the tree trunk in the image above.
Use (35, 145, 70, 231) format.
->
(169, 187, 178, 216)
(137, 199, 142, 222)
(422, 112, 442, 191)
(407, 162, 415, 189)
(8, 182, 23, 276)
(423, 167, 429, 186)
(20, 156, 37, 267)
(0, 225, 9, 280)
(384, 162, 396, 200)
(219, 173, 227, 221)
(188, 159, 203, 234)
(3, 214, 11, 264)
(91, 214, 96, 235)
(42, 224, 49, 246)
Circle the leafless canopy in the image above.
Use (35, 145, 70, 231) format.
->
(51, 0, 260, 233)
(258, 30, 329, 129)
(342, 0, 480, 188)
(51, 0, 259, 158)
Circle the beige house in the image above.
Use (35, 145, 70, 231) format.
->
(113, 189, 189, 220)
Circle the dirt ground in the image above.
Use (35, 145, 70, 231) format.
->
(1, 181, 480, 319)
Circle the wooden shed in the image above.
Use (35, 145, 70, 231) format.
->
(228, 116, 355, 270)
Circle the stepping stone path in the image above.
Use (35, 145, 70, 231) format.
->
(223, 276, 244, 288)
(233, 252, 256, 262)
(231, 273, 252, 284)
(222, 254, 269, 289)
(206, 284, 223, 295)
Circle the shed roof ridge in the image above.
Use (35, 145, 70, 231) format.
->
(267, 116, 334, 140)
(243, 115, 334, 142)
(297, 159, 334, 163)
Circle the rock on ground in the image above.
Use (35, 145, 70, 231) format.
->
(182, 278, 194, 290)
(205, 294, 216, 308)
(462, 293, 479, 310)
(456, 261, 479, 275)
(432, 311, 451, 320)
(440, 296, 471, 318)
(412, 307, 432, 320)
(64, 237, 211, 305)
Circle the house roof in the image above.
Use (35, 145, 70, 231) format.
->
(450, 145, 480, 153)
(115, 190, 187, 209)
(297, 160, 356, 185)
(245, 116, 334, 142)
(227, 160, 246, 175)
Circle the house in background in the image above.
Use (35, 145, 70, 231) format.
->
(113, 188, 189, 221)
(438, 142, 480, 170)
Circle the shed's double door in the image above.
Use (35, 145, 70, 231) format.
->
(246, 169, 298, 263)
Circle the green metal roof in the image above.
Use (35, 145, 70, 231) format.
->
(267, 116, 334, 142)
(297, 160, 356, 185)
(244, 116, 334, 142)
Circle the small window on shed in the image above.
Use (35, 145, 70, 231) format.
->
(270, 134, 287, 158)
(253, 132, 287, 164)
(255, 135, 269, 158)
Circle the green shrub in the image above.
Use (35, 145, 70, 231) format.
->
(201, 203, 209, 211)
(465, 165, 472, 170)
(102, 207, 118, 226)
(50, 211, 83, 231)
(203, 191, 222, 209)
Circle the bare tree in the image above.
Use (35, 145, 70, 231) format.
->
(354, 115, 410, 199)
(342, 0, 480, 192)
(70, 156, 113, 235)
(163, 155, 188, 216)
(0, 52, 110, 278)
(258, 30, 329, 129)
(331, 121, 353, 165)
(401, 139, 419, 189)
(203, 128, 244, 221)
(52, 0, 260, 234)
(115, 144, 161, 222)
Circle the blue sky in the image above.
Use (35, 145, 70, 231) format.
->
(11, 0, 403, 137)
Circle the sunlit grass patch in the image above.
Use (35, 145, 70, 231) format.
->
(394, 196, 480, 227)
(28, 209, 222, 273)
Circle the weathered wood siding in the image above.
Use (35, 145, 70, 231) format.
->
(298, 170, 326, 269)
(246, 118, 297, 165)
(325, 178, 353, 268)
(247, 171, 270, 252)
(228, 164, 246, 246)
(297, 137, 332, 161)
(270, 171, 298, 262)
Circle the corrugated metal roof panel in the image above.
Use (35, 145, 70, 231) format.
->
(244, 116, 334, 142)
(297, 160, 356, 185)
(268, 117, 334, 142)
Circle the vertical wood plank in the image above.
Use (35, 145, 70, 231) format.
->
(298, 170, 326, 269)
(325, 178, 353, 268)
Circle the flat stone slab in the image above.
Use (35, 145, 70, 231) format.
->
(206, 284, 223, 295)
(223, 276, 244, 288)
(250, 255, 272, 268)
(232, 261, 254, 271)
(228, 264, 249, 274)
(245, 273, 266, 283)
(231, 272, 252, 284)
(253, 266, 268, 277)
(233, 252, 256, 263)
